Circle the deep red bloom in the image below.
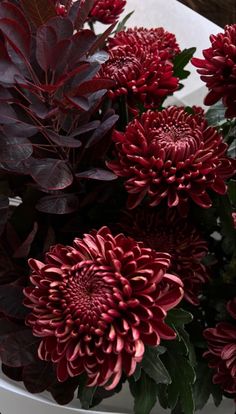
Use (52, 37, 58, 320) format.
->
(120, 209, 209, 305)
(204, 298, 236, 394)
(89, 0, 126, 24)
(24, 227, 183, 389)
(108, 106, 235, 213)
(98, 45, 179, 108)
(108, 27, 180, 59)
(232, 212, 236, 229)
(192, 24, 236, 118)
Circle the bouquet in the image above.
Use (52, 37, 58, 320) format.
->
(0, 1, 235, 413)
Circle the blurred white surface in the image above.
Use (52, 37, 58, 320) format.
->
(0, 1, 232, 413)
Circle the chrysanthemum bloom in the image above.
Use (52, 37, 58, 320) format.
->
(120, 209, 209, 305)
(98, 45, 179, 108)
(108, 106, 235, 213)
(24, 227, 183, 389)
(192, 24, 236, 118)
(89, 0, 126, 24)
(204, 298, 236, 394)
(108, 27, 180, 59)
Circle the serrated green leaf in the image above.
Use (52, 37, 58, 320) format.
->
(141, 346, 171, 385)
(173, 48, 196, 80)
(129, 372, 157, 414)
(156, 384, 169, 409)
(77, 376, 97, 410)
(205, 102, 226, 126)
(166, 308, 193, 327)
(193, 362, 213, 410)
(194, 361, 223, 410)
(115, 11, 134, 33)
(163, 340, 195, 414)
(133, 364, 142, 382)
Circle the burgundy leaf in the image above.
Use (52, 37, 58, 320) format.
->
(76, 168, 117, 181)
(70, 120, 100, 136)
(29, 158, 73, 190)
(74, 0, 94, 30)
(13, 222, 38, 258)
(68, 62, 100, 89)
(29, 93, 51, 118)
(0, 284, 29, 319)
(0, 318, 38, 367)
(0, 103, 18, 124)
(0, 18, 31, 59)
(20, 0, 56, 28)
(68, 30, 97, 69)
(0, 86, 13, 101)
(0, 135, 33, 163)
(0, 243, 19, 285)
(65, 95, 90, 111)
(2, 364, 23, 382)
(0, 41, 23, 85)
(48, 377, 80, 405)
(23, 361, 55, 394)
(47, 16, 73, 41)
(89, 22, 116, 55)
(0, 195, 9, 237)
(50, 39, 71, 74)
(3, 123, 38, 138)
(0, 2, 30, 36)
(71, 78, 114, 96)
(85, 114, 119, 148)
(36, 25, 57, 71)
(46, 130, 82, 148)
(36, 193, 79, 214)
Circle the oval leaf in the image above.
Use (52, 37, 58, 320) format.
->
(36, 193, 79, 214)
(29, 158, 73, 190)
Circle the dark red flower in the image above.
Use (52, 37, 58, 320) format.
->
(89, 0, 126, 24)
(192, 24, 236, 118)
(108, 106, 235, 213)
(108, 27, 180, 59)
(98, 44, 179, 108)
(232, 212, 236, 229)
(120, 208, 209, 305)
(204, 298, 236, 394)
(24, 227, 183, 389)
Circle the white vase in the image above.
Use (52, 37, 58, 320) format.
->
(0, 372, 235, 414)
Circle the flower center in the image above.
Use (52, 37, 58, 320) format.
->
(150, 123, 202, 161)
(64, 263, 115, 330)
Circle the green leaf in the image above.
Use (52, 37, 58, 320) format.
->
(77, 374, 97, 410)
(141, 346, 171, 385)
(193, 361, 223, 410)
(205, 102, 226, 126)
(129, 372, 157, 414)
(133, 364, 142, 382)
(163, 340, 195, 414)
(218, 195, 235, 256)
(173, 48, 196, 80)
(115, 11, 134, 33)
(166, 308, 193, 327)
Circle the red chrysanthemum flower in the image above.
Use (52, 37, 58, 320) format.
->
(192, 24, 236, 118)
(204, 298, 236, 394)
(120, 208, 209, 305)
(108, 27, 180, 59)
(24, 227, 183, 389)
(98, 44, 179, 108)
(108, 106, 235, 213)
(89, 0, 126, 24)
